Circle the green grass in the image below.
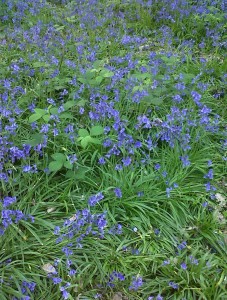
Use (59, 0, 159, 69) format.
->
(0, 0, 227, 299)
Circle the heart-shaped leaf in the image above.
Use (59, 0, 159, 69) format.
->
(48, 161, 63, 172)
(78, 129, 90, 138)
(51, 153, 66, 162)
(90, 125, 104, 136)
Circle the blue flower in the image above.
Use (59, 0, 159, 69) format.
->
(181, 262, 187, 270)
(169, 281, 179, 289)
(180, 155, 191, 167)
(114, 188, 122, 198)
(2, 196, 16, 208)
(122, 157, 131, 166)
(88, 192, 104, 206)
(129, 276, 143, 291)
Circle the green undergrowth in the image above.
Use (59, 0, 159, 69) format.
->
(0, 0, 226, 299)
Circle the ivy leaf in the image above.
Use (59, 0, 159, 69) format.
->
(51, 153, 66, 162)
(90, 125, 104, 136)
(59, 112, 73, 119)
(63, 101, 76, 110)
(81, 136, 93, 148)
(34, 108, 48, 116)
(48, 161, 63, 172)
(50, 107, 59, 115)
(41, 263, 56, 274)
(142, 95, 163, 105)
(89, 137, 101, 145)
(26, 133, 44, 146)
(99, 69, 114, 77)
(78, 129, 90, 138)
(95, 76, 104, 85)
(65, 166, 90, 180)
(42, 114, 50, 122)
(64, 161, 73, 169)
(29, 113, 42, 123)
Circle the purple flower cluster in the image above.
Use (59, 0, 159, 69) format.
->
(88, 192, 104, 206)
(0, 196, 34, 235)
(107, 271, 125, 287)
(55, 209, 107, 248)
(12, 281, 36, 300)
(129, 276, 143, 291)
(51, 208, 108, 299)
(203, 161, 216, 200)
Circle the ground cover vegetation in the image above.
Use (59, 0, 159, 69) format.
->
(0, 0, 227, 299)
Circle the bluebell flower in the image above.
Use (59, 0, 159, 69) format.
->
(114, 188, 122, 198)
(189, 255, 199, 265)
(162, 259, 170, 266)
(191, 91, 202, 106)
(177, 241, 187, 250)
(180, 155, 191, 167)
(88, 192, 104, 206)
(52, 277, 62, 284)
(2, 196, 16, 208)
(122, 156, 132, 167)
(204, 169, 213, 180)
(129, 276, 143, 290)
(154, 163, 161, 170)
(181, 262, 187, 270)
(98, 157, 105, 165)
(109, 224, 122, 235)
(169, 281, 179, 289)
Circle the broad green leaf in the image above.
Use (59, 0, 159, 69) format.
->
(90, 125, 104, 136)
(65, 170, 75, 178)
(29, 113, 42, 123)
(66, 16, 76, 23)
(81, 136, 93, 148)
(64, 161, 73, 169)
(131, 72, 151, 79)
(77, 99, 87, 107)
(161, 56, 178, 65)
(89, 137, 101, 145)
(63, 101, 76, 110)
(181, 73, 195, 84)
(88, 79, 98, 85)
(78, 77, 87, 84)
(132, 85, 145, 93)
(99, 69, 114, 77)
(34, 108, 47, 116)
(95, 76, 104, 85)
(142, 95, 163, 105)
(33, 62, 49, 68)
(42, 114, 50, 122)
(54, 85, 65, 91)
(26, 133, 44, 146)
(78, 129, 90, 138)
(50, 107, 59, 115)
(85, 70, 96, 79)
(59, 112, 73, 119)
(48, 161, 63, 172)
(65, 166, 90, 179)
(93, 60, 104, 68)
(51, 153, 66, 162)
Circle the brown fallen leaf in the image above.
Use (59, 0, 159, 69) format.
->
(41, 263, 56, 274)
(112, 292, 123, 300)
